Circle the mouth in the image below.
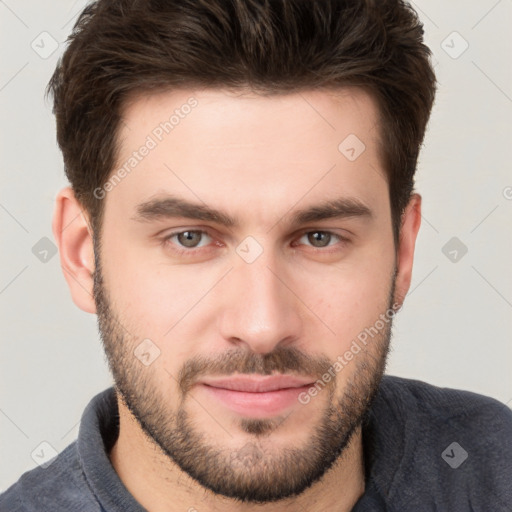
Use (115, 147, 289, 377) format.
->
(196, 374, 315, 418)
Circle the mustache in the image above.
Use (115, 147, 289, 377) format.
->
(178, 345, 334, 396)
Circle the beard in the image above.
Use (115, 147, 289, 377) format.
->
(93, 243, 396, 504)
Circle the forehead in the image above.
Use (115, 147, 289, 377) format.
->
(106, 86, 388, 225)
(119, 86, 382, 149)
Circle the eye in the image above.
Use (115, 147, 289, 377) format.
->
(160, 228, 349, 257)
(163, 229, 213, 252)
(296, 230, 347, 250)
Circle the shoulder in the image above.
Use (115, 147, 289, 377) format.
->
(379, 374, 512, 430)
(373, 376, 512, 510)
(0, 441, 101, 512)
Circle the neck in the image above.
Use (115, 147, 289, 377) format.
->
(109, 398, 366, 512)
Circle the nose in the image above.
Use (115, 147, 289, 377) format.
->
(218, 249, 304, 355)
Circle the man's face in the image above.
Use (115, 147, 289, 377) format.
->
(93, 87, 398, 502)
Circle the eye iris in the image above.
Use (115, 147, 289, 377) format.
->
(308, 231, 331, 247)
(177, 231, 202, 248)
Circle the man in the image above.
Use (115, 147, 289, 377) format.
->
(1, 0, 511, 511)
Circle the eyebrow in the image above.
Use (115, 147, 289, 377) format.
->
(131, 194, 372, 229)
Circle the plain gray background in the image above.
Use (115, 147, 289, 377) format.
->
(1, 0, 511, 491)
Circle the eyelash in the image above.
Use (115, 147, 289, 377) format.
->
(161, 229, 350, 256)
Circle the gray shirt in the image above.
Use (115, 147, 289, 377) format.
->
(1, 376, 511, 511)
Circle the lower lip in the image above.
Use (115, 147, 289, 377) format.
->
(199, 384, 312, 418)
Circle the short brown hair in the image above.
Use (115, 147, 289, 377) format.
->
(47, 0, 436, 243)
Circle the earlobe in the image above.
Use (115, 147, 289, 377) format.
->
(52, 187, 97, 314)
(394, 194, 422, 307)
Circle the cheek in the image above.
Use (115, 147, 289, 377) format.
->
(99, 236, 174, 333)
(107, 267, 196, 335)
(301, 250, 395, 350)
(100, 236, 220, 361)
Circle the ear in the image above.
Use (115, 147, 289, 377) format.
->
(52, 187, 97, 314)
(394, 193, 422, 307)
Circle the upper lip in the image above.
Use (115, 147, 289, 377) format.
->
(200, 375, 315, 393)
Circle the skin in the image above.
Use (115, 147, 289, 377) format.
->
(52, 87, 421, 512)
